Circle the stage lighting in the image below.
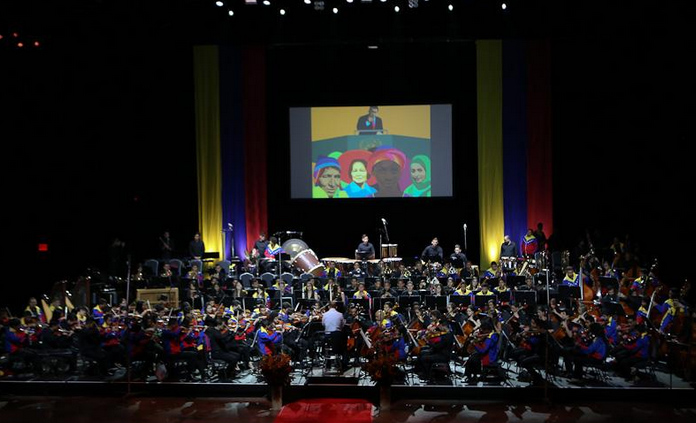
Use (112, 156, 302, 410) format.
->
(215, 1, 224, 6)
(304, 0, 311, 4)
(263, 0, 270, 5)
(228, 10, 234, 16)
(347, 0, 354, 3)
(502, 3, 507, 9)
(333, 7, 338, 13)
(280, 8, 286, 15)
(17, 42, 24, 48)
(448, 4, 453, 11)
(34, 41, 40, 47)
(394, 5, 399, 12)
(408, 0, 418, 8)
(314, 1, 325, 11)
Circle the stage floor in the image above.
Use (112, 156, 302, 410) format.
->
(1, 397, 695, 423)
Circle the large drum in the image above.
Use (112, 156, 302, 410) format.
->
(381, 244, 398, 258)
(291, 249, 325, 276)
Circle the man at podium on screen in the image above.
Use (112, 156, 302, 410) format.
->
(356, 105, 383, 134)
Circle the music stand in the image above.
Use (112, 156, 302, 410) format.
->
(449, 295, 472, 308)
(603, 301, 625, 317)
(348, 298, 370, 313)
(497, 291, 512, 303)
(398, 296, 420, 310)
(474, 295, 496, 308)
(599, 277, 619, 292)
(514, 290, 537, 306)
(372, 297, 388, 313)
(296, 299, 318, 312)
(507, 276, 526, 289)
(425, 295, 447, 311)
(558, 285, 581, 301)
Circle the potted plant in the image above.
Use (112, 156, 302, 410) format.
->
(259, 353, 292, 410)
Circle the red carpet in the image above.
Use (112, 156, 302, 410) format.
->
(275, 399, 373, 423)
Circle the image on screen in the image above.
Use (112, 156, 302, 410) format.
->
(289, 104, 453, 199)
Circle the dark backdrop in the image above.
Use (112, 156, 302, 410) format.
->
(3, 1, 694, 312)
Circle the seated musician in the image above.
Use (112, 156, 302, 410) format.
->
(566, 322, 608, 380)
(353, 282, 371, 299)
(323, 262, 342, 279)
(382, 301, 399, 320)
(355, 234, 376, 260)
(92, 298, 109, 326)
(400, 280, 419, 297)
(230, 280, 248, 299)
(205, 316, 241, 377)
(517, 276, 538, 291)
(461, 261, 478, 279)
(380, 280, 397, 298)
(431, 282, 446, 296)
(653, 288, 684, 333)
(378, 319, 407, 360)
(483, 262, 501, 280)
(3, 318, 41, 371)
(636, 298, 649, 325)
(210, 263, 228, 286)
(493, 279, 510, 295)
(349, 262, 366, 279)
(463, 320, 500, 381)
(252, 286, 270, 307)
(274, 279, 293, 296)
(562, 266, 580, 286)
(614, 323, 650, 379)
(415, 310, 453, 376)
(452, 280, 471, 296)
(257, 319, 282, 355)
(301, 279, 321, 301)
(476, 283, 493, 297)
(24, 297, 46, 323)
(509, 317, 547, 381)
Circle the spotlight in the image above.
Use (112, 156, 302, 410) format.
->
(263, 0, 270, 5)
(502, 3, 507, 9)
(34, 41, 40, 47)
(347, 0, 353, 3)
(215, 1, 224, 6)
(280, 8, 286, 15)
(448, 4, 453, 11)
(394, 5, 399, 12)
(304, 0, 310, 4)
(333, 7, 338, 13)
(17, 42, 24, 48)
(380, 0, 386, 3)
(228, 9, 234, 16)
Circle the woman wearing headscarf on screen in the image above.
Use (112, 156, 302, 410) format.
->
(403, 154, 432, 197)
(368, 147, 408, 198)
(338, 150, 377, 198)
(312, 156, 349, 198)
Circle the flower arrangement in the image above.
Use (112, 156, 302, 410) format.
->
(364, 353, 399, 386)
(259, 353, 293, 386)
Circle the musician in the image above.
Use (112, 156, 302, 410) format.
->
(421, 237, 444, 264)
(230, 280, 248, 299)
(349, 263, 366, 279)
(450, 244, 467, 270)
(452, 280, 472, 296)
(463, 321, 500, 381)
(517, 276, 538, 292)
(509, 317, 547, 381)
(400, 280, 419, 297)
(431, 282, 446, 297)
(322, 301, 348, 368)
(614, 323, 650, 379)
(210, 263, 228, 286)
(205, 316, 241, 377)
(567, 322, 608, 380)
(160, 230, 175, 260)
(483, 262, 502, 280)
(356, 234, 375, 260)
(654, 288, 683, 333)
(257, 319, 282, 355)
(207, 283, 227, 305)
(323, 262, 342, 279)
(380, 280, 398, 298)
(444, 277, 457, 295)
(521, 229, 538, 257)
(500, 235, 519, 258)
(460, 261, 477, 279)
(476, 283, 494, 297)
(352, 282, 371, 300)
(562, 266, 580, 286)
(416, 310, 453, 377)
(301, 279, 321, 301)
(252, 233, 269, 261)
(533, 223, 547, 252)
(188, 233, 205, 260)
(24, 297, 45, 323)
(92, 298, 109, 326)
(5, 318, 41, 372)
(264, 237, 283, 259)
(252, 286, 270, 307)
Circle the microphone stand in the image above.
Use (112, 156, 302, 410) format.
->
(463, 224, 468, 251)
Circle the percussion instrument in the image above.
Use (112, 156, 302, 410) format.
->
(367, 259, 381, 264)
(321, 257, 349, 264)
(381, 243, 398, 258)
(500, 256, 516, 271)
(291, 249, 325, 276)
(382, 257, 402, 263)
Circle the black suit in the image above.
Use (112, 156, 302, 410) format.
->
(356, 115, 383, 133)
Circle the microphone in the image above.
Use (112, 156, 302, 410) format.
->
(463, 223, 467, 230)
(228, 223, 233, 229)
(382, 218, 387, 225)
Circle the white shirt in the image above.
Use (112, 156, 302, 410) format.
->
(322, 308, 344, 333)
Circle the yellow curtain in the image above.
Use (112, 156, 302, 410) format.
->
(193, 46, 223, 256)
(476, 40, 505, 268)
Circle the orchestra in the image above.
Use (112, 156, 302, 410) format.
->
(1, 235, 693, 388)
